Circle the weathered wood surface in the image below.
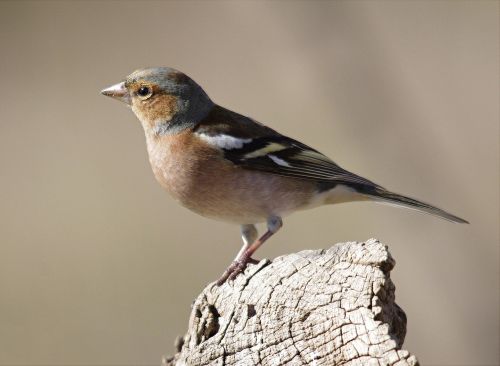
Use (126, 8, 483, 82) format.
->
(165, 239, 419, 366)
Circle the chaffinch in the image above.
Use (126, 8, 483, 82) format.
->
(101, 67, 468, 284)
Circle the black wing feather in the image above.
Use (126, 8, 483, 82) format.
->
(194, 106, 381, 188)
(223, 135, 382, 188)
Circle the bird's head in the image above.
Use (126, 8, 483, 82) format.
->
(101, 67, 213, 135)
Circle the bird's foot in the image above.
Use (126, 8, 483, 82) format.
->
(247, 257, 259, 265)
(216, 257, 259, 286)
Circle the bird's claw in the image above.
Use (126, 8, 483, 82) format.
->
(216, 257, 259, 286)
(247, 257, 259, 265)
(216, 261, 241, 286)
(227, 260, 247, 281)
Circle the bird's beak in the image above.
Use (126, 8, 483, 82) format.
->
(101, 82, 131, 105)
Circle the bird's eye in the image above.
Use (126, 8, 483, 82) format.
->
(137, 86, 152, 99)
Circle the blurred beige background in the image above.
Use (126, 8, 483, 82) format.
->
(0, 1, 498, 365)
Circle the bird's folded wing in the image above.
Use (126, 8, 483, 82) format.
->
(198, 131, 381, 187)
(193, 106, 381, 187)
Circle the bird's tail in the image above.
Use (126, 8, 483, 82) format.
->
(359, 186, 468, 224)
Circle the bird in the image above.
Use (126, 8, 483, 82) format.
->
(101, 67, 468, 285)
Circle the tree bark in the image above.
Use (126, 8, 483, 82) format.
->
(164, 239, 419, 366)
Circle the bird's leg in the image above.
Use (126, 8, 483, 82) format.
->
(216, 217, 282, 285)
(235, 224, 259, 264)
(216, 224, 258, 286)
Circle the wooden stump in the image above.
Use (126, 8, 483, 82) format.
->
(164, 239, 419, 366)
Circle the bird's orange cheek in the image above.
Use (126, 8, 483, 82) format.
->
(132, 95, 179, 129)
